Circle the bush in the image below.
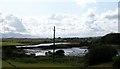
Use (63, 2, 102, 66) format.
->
(113, 56, 120, 69)
(55, 49, 65, 57)
(45, 50, 65, 57)
(45, 51, 53, 56)
(2, 47, 26, 59)
(85, 46, 118, 66)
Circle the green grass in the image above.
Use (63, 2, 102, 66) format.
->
(2, 61, 84, 69)
(90, 62, 113, 67)
(2, 56, 85, 68)
(2, 60, 84, 69)
(88, 62, 113, 69)
(0, 42, 25, 46)
(2, 60, 72, 67)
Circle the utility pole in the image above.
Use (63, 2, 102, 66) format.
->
(53, 26, 55, 54)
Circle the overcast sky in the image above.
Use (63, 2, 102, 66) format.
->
(0, 0, 119, 38)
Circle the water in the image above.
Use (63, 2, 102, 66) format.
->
(16, 42, 88, 56)
(117, 52, 120, 56)
(16, 42, 70, 48)
(24, 48, 88, 56)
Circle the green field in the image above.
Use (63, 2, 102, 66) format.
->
(0, 42, 25, 46)
(1, 38, 66, 45)
(2, 61, 81, 69)
(2, 60, 113, 69)
(2, 61, 72, 67)
(2, 56, 85, 68)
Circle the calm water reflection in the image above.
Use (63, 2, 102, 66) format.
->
(16, 43, 88, 56)
(24, 48, 88, 56)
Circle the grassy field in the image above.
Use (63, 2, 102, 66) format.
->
(2, 56, 85, 68)
(2, 60, 113, 69)
(90, 62, 112, 67)
(87, 62, 113, 69)
(2, 60, 72, 67)
(2, 61, 80, 69)
(2, 59, 84, 69)
(1, 38, 66, 45)
(0, 42, 25, 46)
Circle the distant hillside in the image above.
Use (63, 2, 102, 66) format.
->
(101, 33, 120, 45)
(1, 32, 36, 38)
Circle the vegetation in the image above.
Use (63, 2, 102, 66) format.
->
(1, 33, 120, 69)
(101, 33, 120, 45)
(0, 42, 24, 46)
(113, 56, 120, 69)
(1, 38, 66, 45)
(2, 56, 85, 68)
(87, 62, 113, 69)
(85, 46, 118, 66)
(46, 49, 65, 57)
(55, 49, 65, 57)
(2, 60, 71, 67)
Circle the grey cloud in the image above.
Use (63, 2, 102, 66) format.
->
(49, 14, 63, 21)
(5, 15, 27, 32)
(105, 14, 118, 20)
(2, 32, 35, 38)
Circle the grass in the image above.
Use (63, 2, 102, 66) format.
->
(2, 59, 84, 69)
(2, 59, 113, 69)
(90, 62, 113, 67)
(87, 62, 113, 69)
(0, 42, 25, 46)
(2, 38, 65, 45)
(2, 60, 72, 67)
(2, 56, 85, 68)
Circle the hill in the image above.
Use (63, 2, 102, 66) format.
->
(101, 33, 120, 45)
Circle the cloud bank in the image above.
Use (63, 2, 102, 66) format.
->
(0, 8, 118, 38)
(76, 0, 96, 6)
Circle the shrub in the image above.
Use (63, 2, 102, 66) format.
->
(45, 51, 53, 56)
(85, 46, 118, 66)
(55, 49, 65, 57)
(113, 56, 120, 69)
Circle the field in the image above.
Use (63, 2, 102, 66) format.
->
(2, 56, 85, 69)
(2, 62, 81, 69)
(0, 42, 25, 46)
(1, 38, 66, 45)
(2, 61, 72, 67)
(2, 58, 113, 69)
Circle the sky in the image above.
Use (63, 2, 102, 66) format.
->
(0, 0, 119, 38)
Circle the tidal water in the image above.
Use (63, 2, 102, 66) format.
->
(17, 42, 88, 56)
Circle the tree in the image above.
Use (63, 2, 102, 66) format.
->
(85, 46, 118, 65)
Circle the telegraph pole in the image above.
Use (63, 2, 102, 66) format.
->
(53, 26, 55, 54)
